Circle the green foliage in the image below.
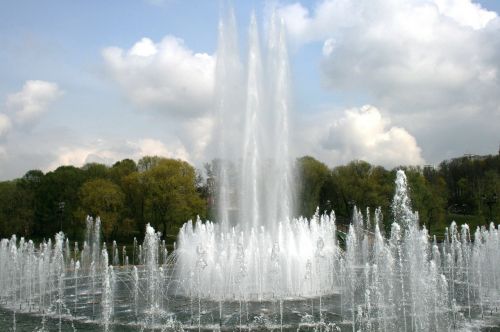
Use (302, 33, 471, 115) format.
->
(0, 153, 497, 242)
(0, 156, 207, 244)
(138, 156, 163, 172)
(82, 163, 109, 179)
(77, 178, 125, 241)
(295, 154, 498, 234)
(401, 166, 447, 233)
(109, 159, 137, 183)
(295, 156, 330, 218)
(36, 166, 87, 238)
(0, 181, 34, 237)
(321, 161, 393, 226)
(142, 158, 206, 238)
(439, 155, 500, 216)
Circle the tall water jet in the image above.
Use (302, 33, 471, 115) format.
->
(175, 8, 309, 300)
(392, 170, 417, 230)
(144, 224, 161, 326)
(101, 249, 111, 331)
(240, 12, 263, 231)
(212, 7, 294, 229)
(264, 13, 293, 227)
(213, 6, 243, 227)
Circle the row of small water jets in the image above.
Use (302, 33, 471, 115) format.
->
(0, 171, 499, 331)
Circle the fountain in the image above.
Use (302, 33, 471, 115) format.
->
(0, 7, 500, 332)
(1, 171, 500, 330)
(175, 7, 327, 302)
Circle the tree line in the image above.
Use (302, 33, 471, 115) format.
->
(0, 153, 498, 243)
(296, 154, 499, 235)
(0, 157, 206, 243)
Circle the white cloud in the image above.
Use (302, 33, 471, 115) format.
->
(0, 114, 11, 138)
(434, 0, 497, 29)
(318, 2, 499, 110)
(279, 0, 497, 44)
(280, 0, 500, 162)
(5, 80, 63, 125)
(298, 105, 424, 168)
(178, 116, 214, 162)
(103, 36, 215, 118)
(322, 38, 335, 56)
(278, 0, 499, 104)
(101, 36, 218, 167)
(47, 138, 190, 171)
(0, 80, 62, 170)
(277, 0, 361, 46)
(130, 138, 190, 161)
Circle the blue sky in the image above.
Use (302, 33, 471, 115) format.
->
(0, 0, 499, 179)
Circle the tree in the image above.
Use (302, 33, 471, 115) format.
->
(77, 178, 125, 241)
(138, 156, 164, 172)
(142, 158, 206, 239)
(109, 159, 137, 184)
(295, 156, 330, 218)
(36, 166, 87, 238)
(327, 161, 393, 225)
(0, 153, 497, 241)
(121, 171, 146, 235)
(82, 163, 109, 179)
(15, 170, 45, 237)
(18, 170, 44, 188)
(480, 170, 500, 221)
(0, 181, 30, 237)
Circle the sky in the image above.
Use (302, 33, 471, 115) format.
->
(0, 0, 499, 180)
